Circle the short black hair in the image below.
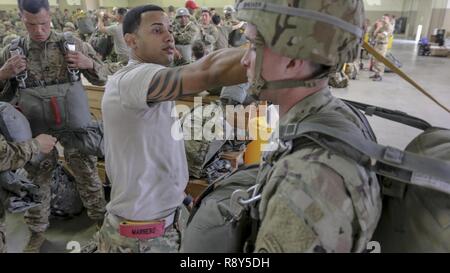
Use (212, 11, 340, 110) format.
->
(168, 5, 175, 12)
(123, 5, 164, 35)
(211, 14, 221, 25)
(117, 7, 127, 16)
(18, 0, 49, 14)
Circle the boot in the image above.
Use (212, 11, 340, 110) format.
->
(23, 231, 46, 253)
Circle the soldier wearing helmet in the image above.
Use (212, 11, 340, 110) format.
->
(199, 7, 219, 53)
(223, 5, 240, 28)
(237, 0, 381, 253)
(182, 0, 381, 253)
(173, 7, 200, 64)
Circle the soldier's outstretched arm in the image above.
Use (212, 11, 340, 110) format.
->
(147, 47, 246, 103)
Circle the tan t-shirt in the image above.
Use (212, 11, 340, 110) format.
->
(102, 60, 189, 221)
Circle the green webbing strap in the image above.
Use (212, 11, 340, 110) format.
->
(343, 100, 432, 131)
(278, 115, 450, 195)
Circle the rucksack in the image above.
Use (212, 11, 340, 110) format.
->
(50, 162, 84, 218)
(182, 100, 450, 253)
(372, 128, 450, 252)
(88, 30, 114, 60)
(181, 100, 247, 183)
(181, 165, 258, 253)
(77, 16, 95, 35)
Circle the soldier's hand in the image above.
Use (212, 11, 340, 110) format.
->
(65, 51, 94, 70)
(0, 55, 27, 81)
(35, 134, 57, 154)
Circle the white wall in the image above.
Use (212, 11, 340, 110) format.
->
(0, 0, 57, 5)
(433, 0, 449, 9)
(99, 0, 129, 8)
(364, 0, 405, 11)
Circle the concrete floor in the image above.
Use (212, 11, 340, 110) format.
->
(333, 40, 450, 149)
(4, 40, 450, 253)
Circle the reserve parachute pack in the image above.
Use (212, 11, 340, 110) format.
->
(183, 100, 450, 253)
(6, 34, 104, 158)
(0, 102, 40, 213)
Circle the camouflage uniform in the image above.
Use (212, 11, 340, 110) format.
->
(52, 11, 64, 31)
(237, 0, 381, 252)
(254, 88, 381, 252)
(8, 10, 20, 25)
(174, 21, 200, 46)
(0, 31, 107, 235)
(62, 13, 72, 26)
(97, 213, 183, 253)
(173, 21, 200, 64)
(0, 23, 6, 46)
(2, 34, 19, 49)
(199, 24, 219, 53)
(223, 17, 240, 29)
(372, 22, 392, 76)
(0, 134, 41, 253)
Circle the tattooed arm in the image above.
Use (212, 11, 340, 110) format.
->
(147, 47, 246, 103)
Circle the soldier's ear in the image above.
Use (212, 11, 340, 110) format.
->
(285, 58, 306, 76)
(124, 33, 137, 49)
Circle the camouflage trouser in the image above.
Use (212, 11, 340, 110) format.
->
(98, 207, 190, 253)
(24, 148, 106, 233)
(0, 202, 5, 253)
(373, 43, 388, 76)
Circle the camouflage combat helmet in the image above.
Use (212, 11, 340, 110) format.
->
(64, 22, 76, 31)
(176, 8, 190, 18)
(235, 0, 365, 97)
(224, 5, 236, 14)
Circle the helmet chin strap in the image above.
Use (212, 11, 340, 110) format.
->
(247, 33, 330, 100)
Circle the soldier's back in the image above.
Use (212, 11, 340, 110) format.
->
(254, 88, 382, 253)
